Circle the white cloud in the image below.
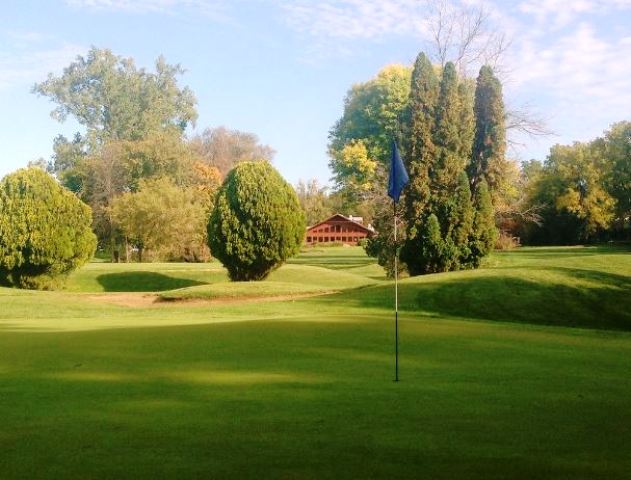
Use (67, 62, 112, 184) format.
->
(280, 0, 427, 40)
(6, 30, 48, 43)
(66, 0, 188, 13)
(504, 20, 631, 153)
(518, 0, 631, 29)
(510, 23, 631, 107)
(0, 43, 85, 91)
(65, 0, 232, 20)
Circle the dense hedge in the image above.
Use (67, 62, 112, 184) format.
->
(0, 168, 96, 289)
(208, 161, 305, 281)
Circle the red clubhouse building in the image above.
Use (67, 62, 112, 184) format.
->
(304, 214, 375, 246)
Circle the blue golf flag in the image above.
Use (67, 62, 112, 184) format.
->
(388, 140, 409, 203)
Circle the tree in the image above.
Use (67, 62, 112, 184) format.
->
(426, 62, 477, 271)
(190, 161, 222, 214)
(424, 0, 509, 77)
(50, 133, 87, 193)
(364, 189, 406, 279)
(33, 47, 197, 147)
(329, 64, 412, 169)
(604, 121, 631, 236)
(35, 48, 201, 257)
(121, 130, 202, 190)
(469, 65, 507, 197)
(208, 162, 305, 281)
(423, 0, 552, 144)
(400, 52, 440, 275)
(81, 140, 131, 257)
(492, 158, 543, 245)
(110, 177, 209, 262)
(295, 179, 333, 226)
(328, 65, 411, 221)
(330, 140, 378, 197)
(468, 180, 497, 265)
(433, 62, 468, 190)
(0, 168, 96, 289)
(526, 142, 615, 244)
(58, 131, 203, 258)
(189, 126, 275, 177)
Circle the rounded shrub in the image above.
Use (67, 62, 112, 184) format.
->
(208, 161, 305, 281)
(0, 167, 97, 289)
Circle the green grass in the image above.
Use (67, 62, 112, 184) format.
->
(1, 246, 631, 479)
(159, 263, 380, 301)
(65, 261, 227, 292)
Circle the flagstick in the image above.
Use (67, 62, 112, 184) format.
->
(394, 200, 399, 382)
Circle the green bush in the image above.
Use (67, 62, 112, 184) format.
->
(0, 168, 96, 289)
(208, 161, 305, 281)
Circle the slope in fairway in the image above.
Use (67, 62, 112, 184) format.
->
(1, 246, 631, 479)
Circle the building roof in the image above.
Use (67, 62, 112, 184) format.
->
(306, 213, 374, 234)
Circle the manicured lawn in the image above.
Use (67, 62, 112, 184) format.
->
(1, 246, 630, 479)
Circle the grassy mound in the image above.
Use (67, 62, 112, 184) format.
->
(159, 281, 332, 302)
(331, 245, 631, 330)
(159, 264, 378, 301)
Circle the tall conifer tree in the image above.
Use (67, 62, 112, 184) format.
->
(400, 53, 439, 275)
(469, 66, 506, 195)
(468, 179, 497, 266)
(457, 80, 475, 167)
(433, 62, 465, 190)
(431, 63, 477, 271)
(402, 60, 478, 274)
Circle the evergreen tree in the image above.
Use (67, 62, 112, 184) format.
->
(402, 60, 478, 274)
(417, 214, 444, 273)
(433, 62, 465, 190)
(0, 168, 96, 289)
(430, 63, 478, 271)
(452, 172, 475, 265)
(468, 180, 497, 266)
(469, 66, 506, 196)
(400, 53, 439, 276)
(208, 162, 305, 281)
(457, 80, 475, 167)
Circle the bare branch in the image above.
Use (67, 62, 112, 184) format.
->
(505, 104, 556, 147)
(423, 0, 509, 77)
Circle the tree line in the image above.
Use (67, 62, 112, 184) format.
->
(318, 53, 504, 276)
(33, 47, 275, 262)
(0, 47, 305, 289)
(516, 122, 631, 245)
(2, 42, 628, 288)
(297, 57, 630, 276)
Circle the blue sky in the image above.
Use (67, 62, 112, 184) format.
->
(1, 0, 630, 186)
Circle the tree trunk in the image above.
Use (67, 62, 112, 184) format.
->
(125, 238, 130, 263)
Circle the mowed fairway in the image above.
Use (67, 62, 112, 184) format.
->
(1, 247, 631, 479)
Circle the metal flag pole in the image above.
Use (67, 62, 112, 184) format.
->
(388, 139, 408, 383)
(394, 200, 399, 382)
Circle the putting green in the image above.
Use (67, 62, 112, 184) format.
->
(1, 246, 630, 479)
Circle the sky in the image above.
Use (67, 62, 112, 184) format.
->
(1, 0, 630, 186)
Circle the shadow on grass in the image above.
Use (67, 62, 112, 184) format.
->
(494, 245, 631, 259)
(336, 267, 631, 331)
(96, 272, 207, 292)
(289, 255, 376, 270)
(2, 320, 631, 479)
